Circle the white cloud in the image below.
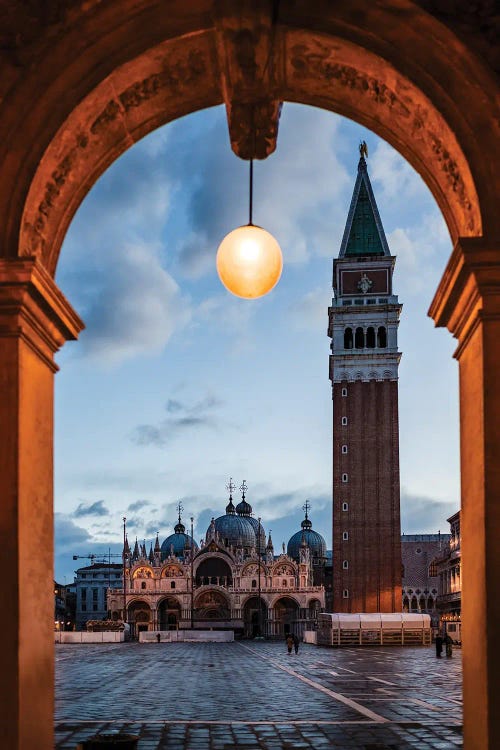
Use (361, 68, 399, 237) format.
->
(370, 140, 425, 203)
(73, 242, 191, 366)
(290, 284, 332, 330)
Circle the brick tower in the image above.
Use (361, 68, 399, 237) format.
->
(328, 143, 402, 613)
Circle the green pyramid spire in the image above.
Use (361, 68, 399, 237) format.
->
(339, 146, 390, 258)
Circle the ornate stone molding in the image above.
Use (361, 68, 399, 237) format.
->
(428, 238, 500, 357)
(213, 0, 283, 158)
(0, 258, 84, 371)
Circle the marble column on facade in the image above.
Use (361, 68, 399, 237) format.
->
(429, 239, 500, 750)
(0, 258, 83, 750)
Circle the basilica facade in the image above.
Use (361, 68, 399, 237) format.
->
(107, 485, 326, 638)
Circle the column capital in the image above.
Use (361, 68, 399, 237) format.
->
(428, 238, 500, 358)
(0, 257, 84, 371)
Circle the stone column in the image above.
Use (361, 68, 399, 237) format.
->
(429, 239, 500, 750)
(0, 259, 83, 750)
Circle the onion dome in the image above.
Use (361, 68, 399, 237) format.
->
(235, 480, 266, 550)
(161, 504, 198, 560)
(287, 503, 327, 562)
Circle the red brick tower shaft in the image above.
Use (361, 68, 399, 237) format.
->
(328, 145, 402, 613)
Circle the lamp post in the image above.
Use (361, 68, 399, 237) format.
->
(122, 517, 127, 628)
(190, 515, 194, 630)
(257, 516, 263, 638)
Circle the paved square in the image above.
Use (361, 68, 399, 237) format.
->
(55, 641, 462, 748)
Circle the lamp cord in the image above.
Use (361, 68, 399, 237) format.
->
(249, 158, 254, 226)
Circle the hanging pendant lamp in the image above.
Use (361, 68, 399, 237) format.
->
(216, 159, 283, 299)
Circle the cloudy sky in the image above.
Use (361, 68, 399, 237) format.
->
(54, 103, 459, 584)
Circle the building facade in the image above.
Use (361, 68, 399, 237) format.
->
(108, 489, 326, 638)
(435, 511, 461, 631)
(74, 563, 123, 630)
(401, 533, 450, 629)
(328, 145, 402, 612)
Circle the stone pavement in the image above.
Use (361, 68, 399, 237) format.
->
(55, 641, 462, 749)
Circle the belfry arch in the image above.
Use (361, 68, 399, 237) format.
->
(0, 3, 498, 749)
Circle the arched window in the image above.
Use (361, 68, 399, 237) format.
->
(355, 327, 364, 348)
(170, 581, 175, 589)
(141, 582, 146, 590)
(428, 560, 438, 577)
(377, 326, 387, 347)
(366, 326, 375, 348)
(282, 579, 287, 587)
(251, 580, 257, 588)
(344, 328, 353, 349)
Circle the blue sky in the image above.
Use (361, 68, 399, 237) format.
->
(54, 103, 459, 584)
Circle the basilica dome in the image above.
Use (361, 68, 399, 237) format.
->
(235, 487, 266, 550)
(210, 495, 256, 550)
(161, 518, 198, 560)
(287, 509, 327, 562)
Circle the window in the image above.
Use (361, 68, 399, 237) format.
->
(282, 579, 287, 587)
(251, 580, 257, 588)
(342, 473, 348, 483)
(92, 588, 98, 601)
(81, 588, 87, 600)
(170, 581, 175, 589)
(342, 445, 348, 454)
(342, 299, 352, 306)
(377, 326, 387, 347)
(341, 416, 348, 426)
(428, 561, 438, 577)
(342, 532, 349, 541)
(342, 502, 348, 512)
(343, 589, 349, 598)
(355, 327, 364, 348)
(81, 604, 87, 612)
(343, 560, 349, 569)
(344, 327, 353, 349)
(141, 582, 146, 590)
(341, 387, 347, 397)
(366, 326, 375, 348)
(81, 574, 86, 579)
(93, 604, 98, 611)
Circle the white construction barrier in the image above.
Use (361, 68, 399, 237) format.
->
(303, 630, 317, 644)
(139, 630, 234, 643)
(55, 631, 124, 643)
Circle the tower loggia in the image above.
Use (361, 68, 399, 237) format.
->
(328, 143, 402, 613)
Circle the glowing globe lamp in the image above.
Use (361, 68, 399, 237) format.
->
(216, 224, 283, 299)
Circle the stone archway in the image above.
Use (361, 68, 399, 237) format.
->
(127, 599, 152, 639)
(0, 3, 498, 749)
(243, 595, 268, 638)
(158, 597, 181, 631)
(272, 596, 300, 637)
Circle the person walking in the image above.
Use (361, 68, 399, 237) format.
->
(286, 633, 294, 654)
(444, 633, 453, 658)
(435, 633, 444, 658)
(293, 633, 300, 654)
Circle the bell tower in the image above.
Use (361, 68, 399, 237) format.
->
(328, 143, 402, 613)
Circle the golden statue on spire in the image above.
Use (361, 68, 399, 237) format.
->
(359, 140, 368, 159)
